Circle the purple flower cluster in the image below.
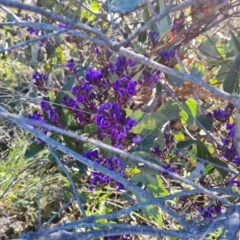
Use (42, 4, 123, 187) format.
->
(27, 27, 39, 35)
(162, 164, 176, 173)
(159, 49, 176, 63)
(228, 177, 240, 188)
(28, 112, 50, 144)
(108, 56, 135, 76)
(40, 97, 60, 126)
(59, 22, 68, 28)
(198, 202, 222, 220)
(62, 65, 111, 125)
(138, 71, 160, 89)
(95, 102, 137, 146)
(112, 75, 137, 103)
(151, 145, 166, 158)
(66, 58, 76, 71)
(210, 103, 239, 163)
(83, 150, 125, 191)
(148, 30, 160, 47)
(213, 103, 234, 123)
(32, 71, 48, 88)
(172, 12, 185, 32)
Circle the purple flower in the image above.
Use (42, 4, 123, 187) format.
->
(221, 137, 229, 146)
(33, 71, 48, 88)
(95, 102, 136, 143)
(85, 67, 103, 83)
(172, 12, 185, 32)
(148, 30, 159, 46)
(198, 202, 222, 220)
(66, 59, 76, 71)
(112, 75, 137, 102)
(27, 27, 39, 35)
(151, 146, 166, 158)
(40, 97, 50, 111)
(162, 164, 176, 173)
(234, 157, 240, 166)
(213, 109, 229, 122)
(159, 49, 176, 63)
(95, 47, 101, 55)
(105, 49, 112, 58)
(132, 135, 141, 143)
(28, 112, 50, 144)
(84, 150, 125, 191)
(128, 59, 135, 67)
(59, 22, 68, 28)
(222, 144, 236, 161)
(225, 103, 235, 114)
(115, 56, 126, 75)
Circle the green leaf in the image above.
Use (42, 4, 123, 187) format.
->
(142, 205, 163, 227)
(173, 132, 185, 141)
(158, 101, 180, 120)
(207, 156, 229, 179)
(196, 139, 210, 159)
(181, 98, 198, 125)
(132, 151, 152, 160)
(90, 0, 100, 12)
(176, 140, 196, 150)
(46, 44, 56, 58)
(146, 175, 168, 196)
(143, 4, 150, 24)
(54, 34, 65, 44)
(196, 140, 229, 179)
(84, 123, 98, 134)
(126, 109, 158, 134)
(56, 45, 65, 65)
(196, 114, 213, 131)
(132, 173, 146, 184)
(61, 108, 75, 127)
(25, 142, 45, 159)
(168, 74, 185, 86)
(132, 41, 146, 54)
(100, 137, 111, 156)
(110, 0, 142, 12)
(230, 31, 240, 56)
(223, 53, 240, 94)
(55, 75, 75, 105)
(138, 31, 147, 43)
(158, 0, 169, 38)
(205, 164, 215, 175)
(62, 135, 77, 152)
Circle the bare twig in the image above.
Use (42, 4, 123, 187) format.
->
(47, 144, 86, 218)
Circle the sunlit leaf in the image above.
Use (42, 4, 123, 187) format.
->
(90, 0, 99, 12)
(181, 98, 198, 125)
(173, 132, 185, 141)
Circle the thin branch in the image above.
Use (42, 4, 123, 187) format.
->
(227, 203, 240, 240)
(47, 144, 86, 218)
(118, 47, 232, 102)
(0, 0, 114, 47)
